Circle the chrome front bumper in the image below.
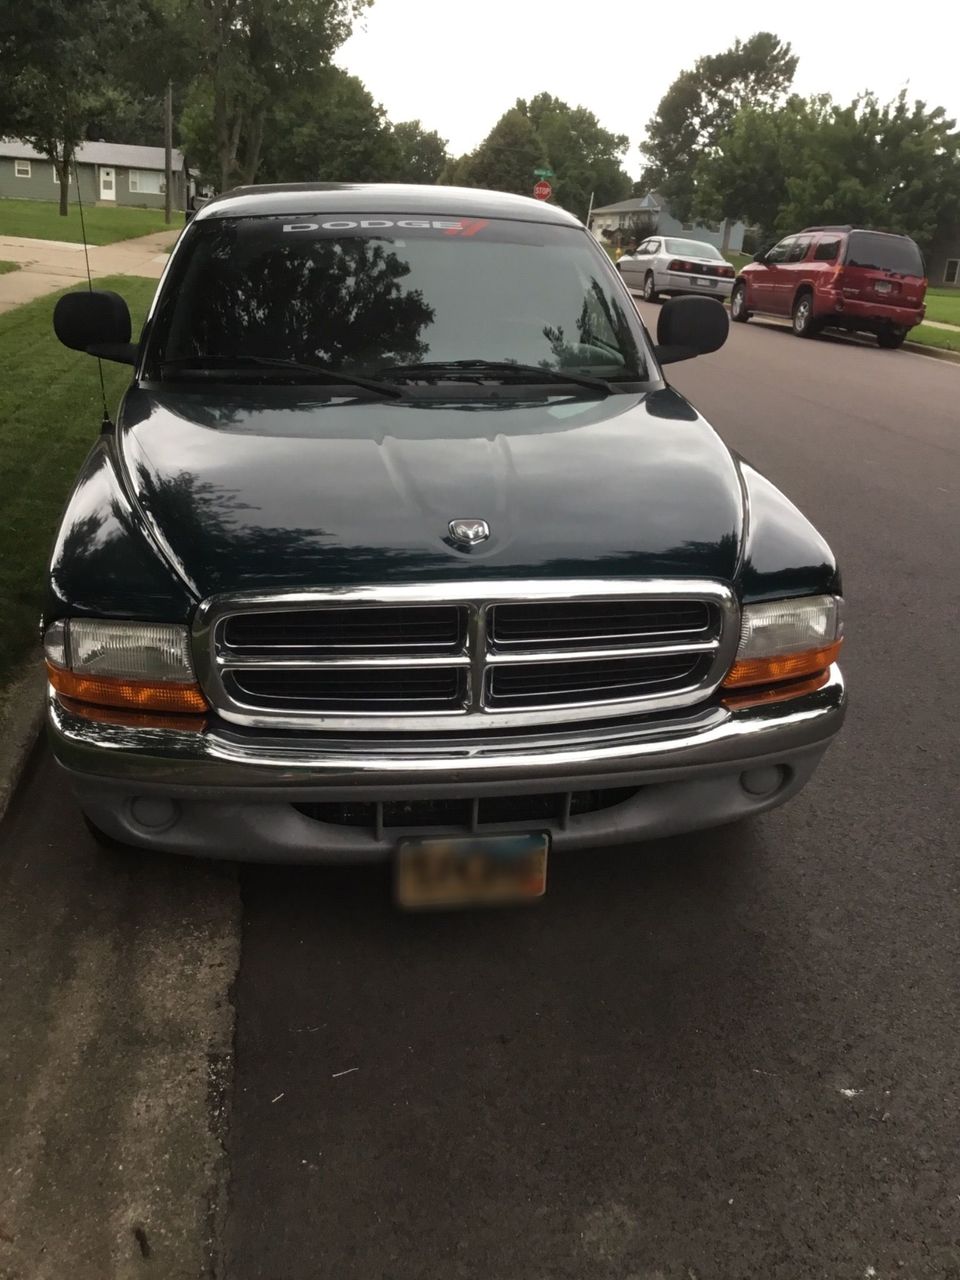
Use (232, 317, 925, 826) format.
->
(49, 669, 845, 862)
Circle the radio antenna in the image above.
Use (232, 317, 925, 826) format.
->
(73, 153, 111, 430)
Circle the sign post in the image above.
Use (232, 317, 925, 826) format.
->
(533, 179, 552, 201)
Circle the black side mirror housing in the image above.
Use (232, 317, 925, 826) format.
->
(753, 247, 770, 263)
(654, 295, 729, 366)
(53, 290, 138, 365)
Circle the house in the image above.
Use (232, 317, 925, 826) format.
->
(588, 191, 746, 254)
(926, 227, 960, 288)
(0, 139, 187, 211)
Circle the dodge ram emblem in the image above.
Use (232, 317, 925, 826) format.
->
(448, 518, 490, 546)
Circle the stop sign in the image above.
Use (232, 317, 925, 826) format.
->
(533, 179, 552, 201)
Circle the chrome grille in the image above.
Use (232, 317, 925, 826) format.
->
(195, 580, 739, 731)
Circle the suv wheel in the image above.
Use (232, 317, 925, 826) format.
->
(730, 282, 750, 322)
(877, 328, 906, 350)
(643, 273, 659, 302)
(792, 291, 818, 338)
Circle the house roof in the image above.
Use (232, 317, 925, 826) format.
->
(591, 193, 664, 216)
(196, 183, 583, 227)
(0, 139, 185, 171)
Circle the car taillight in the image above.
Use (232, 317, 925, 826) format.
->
(666, 259, 684, 272)
(719, 266, 734, 278)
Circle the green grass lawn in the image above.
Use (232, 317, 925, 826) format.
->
(0, 197, 176, 245)
(0, 274, 157, 687)
(908, 323, 960, 353)
(0, 260, 20, 275)
(922, 288, 960, 327)
(725, 251, 751, 272)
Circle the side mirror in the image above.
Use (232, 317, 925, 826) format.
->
(654, 295, 728, 366)
(752, 247, 770, 263)
(53, 290, 138, 365)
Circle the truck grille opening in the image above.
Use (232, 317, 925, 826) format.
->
(203, 584, 734, 729)
(226, 666, 467, 713)
(294, 787, 639, 834)
(223, 605, 464, 654)
(490, 599, 713, 647)
(487, 653, 706, 708)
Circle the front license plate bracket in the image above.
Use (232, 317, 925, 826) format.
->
(395, 833, 549, 910)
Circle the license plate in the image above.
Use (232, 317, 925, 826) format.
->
(696, 277, 717, 287)
(875, 281, 893, 294)
(395, 833, 548, 909)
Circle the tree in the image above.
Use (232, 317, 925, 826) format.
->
(444, 96, 631, 214)
(1, 0, 136, 214)
(450, 108, 547, 196)
(177, 0, 372, 192)
(695, 91, 960, 255)
(517, 93, 631, 217)
(252, 66, 398, 186)
(642, 32, 797, 220)
(389, 121, 448, 184)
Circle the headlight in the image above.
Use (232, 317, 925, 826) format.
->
(43, 619, 207, 714)
(723, 595, 843, 689)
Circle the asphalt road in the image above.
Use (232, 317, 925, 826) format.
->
(2, 311, 959, 1279)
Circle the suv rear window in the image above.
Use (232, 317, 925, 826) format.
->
(844, 232, 924, 277)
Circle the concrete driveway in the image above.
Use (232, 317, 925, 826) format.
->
(0, 229, 174, 311)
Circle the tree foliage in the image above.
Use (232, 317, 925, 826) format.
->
(694, 91, 960, 252)
(642, 32, 797, 219)
(176, 0, 371, 191)
(1, 0, 138, 212)
(445, 95, 631, 216)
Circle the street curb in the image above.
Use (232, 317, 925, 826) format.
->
(903, 341, 960, 365)
(0, 661, 46, 827)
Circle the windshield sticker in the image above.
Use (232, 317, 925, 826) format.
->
(282, 218, 490, 236)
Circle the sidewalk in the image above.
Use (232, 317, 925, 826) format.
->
(0, 229, 175, 312)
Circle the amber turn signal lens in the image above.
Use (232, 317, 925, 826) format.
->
(722, 640, 842, 689)
(721, 669, 830, 710)
(47, 663, 208, 714)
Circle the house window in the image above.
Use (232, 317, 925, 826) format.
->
(15, 159, 31, 178)
(53, 167, 73, 184)
(945, 259, 959, 285)
(128, 169, 166, 195)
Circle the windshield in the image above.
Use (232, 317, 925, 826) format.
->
(844, 232, 924, 276)
(146, 214, 650, 384)
(664, 239, 723, 260)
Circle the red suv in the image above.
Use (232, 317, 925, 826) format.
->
(731, 226, 926, 349)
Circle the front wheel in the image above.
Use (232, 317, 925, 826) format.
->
(730, 282, 750, 322)
(877, 328, 906, 350)
(791, 292, 818, 338)
(642, 272, 659, 302)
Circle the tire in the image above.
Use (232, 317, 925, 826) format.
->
(791, 291, 818, 338)
(730, 282, 750, 322)
(877, 328, 906, 350)
(642, 272, 659, 303)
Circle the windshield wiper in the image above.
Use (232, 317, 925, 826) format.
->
(382, 360, 619, 396)
(160, 354, 404, 398)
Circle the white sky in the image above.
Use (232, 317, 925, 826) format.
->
(339, 0, 960, 176)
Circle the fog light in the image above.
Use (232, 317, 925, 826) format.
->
(740, 766, 788, 798)
(129, 796, 180, 831)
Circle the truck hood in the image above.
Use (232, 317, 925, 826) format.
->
(116, 385, 745, 598)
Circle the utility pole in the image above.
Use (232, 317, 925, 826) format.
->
(164, 79, 173, 224)
(585, 191, 594, 229)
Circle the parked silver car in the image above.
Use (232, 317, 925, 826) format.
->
(619, 237, 736, 302)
